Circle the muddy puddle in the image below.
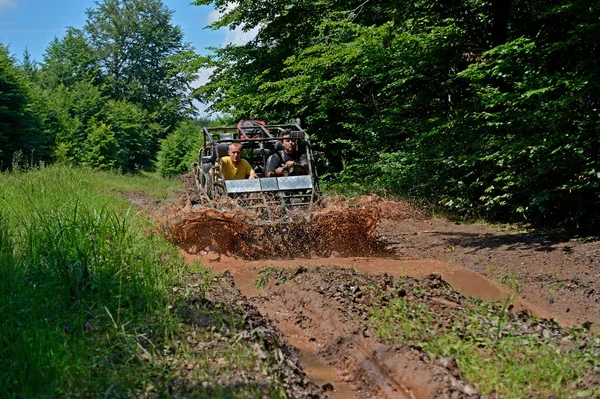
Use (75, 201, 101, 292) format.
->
(163, 193, 550, 319)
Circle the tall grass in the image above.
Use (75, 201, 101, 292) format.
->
(0, 165, 184, 397)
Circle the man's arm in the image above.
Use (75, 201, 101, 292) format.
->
(266, 154, 283, 177)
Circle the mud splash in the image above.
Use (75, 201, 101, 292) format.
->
(162, 198, 385, 259)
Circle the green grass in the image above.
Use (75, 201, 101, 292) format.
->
(498, 272, 521, 293)
(90, 169, 182, 200)
(371, 296, 600, 398)
(256, 266, 289, 289)
(0, 165, 186, 397)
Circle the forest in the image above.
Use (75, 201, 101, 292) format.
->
(2, 0, 598, 231)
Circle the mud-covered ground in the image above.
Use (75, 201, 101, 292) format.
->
(376, 214, 600, 329)
(123, 177, 600, 398)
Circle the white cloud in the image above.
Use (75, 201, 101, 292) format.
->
(0, 0, 17, 8)
(206, 9, 222, 24)
(191, 67, 216, 89)
(190, 67, 223, 118)
(204, 4, 260, 47)
(197, 3, 259, 117)
(223, 25, 259, 46)
(206, 3, 235, 24)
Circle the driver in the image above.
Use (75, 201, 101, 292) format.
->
(266, 132, 309, 177)
(219, 143, 257, 180)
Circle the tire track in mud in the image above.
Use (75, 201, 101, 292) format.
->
(186, 254, 526, 399)
(187, 255, 488, 398)
(253, 273, 426, 399)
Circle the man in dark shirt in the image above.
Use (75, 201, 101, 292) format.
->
(266, 132, 309, 177)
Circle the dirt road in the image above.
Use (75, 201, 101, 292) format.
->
(127, 180, 600, 398)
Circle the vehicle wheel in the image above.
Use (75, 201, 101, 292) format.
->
(191, 162, 202, 190)
(200, 171, 213, 200)
(212, 181, 226, 201)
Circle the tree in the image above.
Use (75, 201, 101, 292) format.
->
(20, 48, 38, 80)
(0, 44, 43, 169)
(194, 0, 600, 229)
(155, 119, 204, 177)
(41, 81, 106, 165)
(84, 0, 197, 126)
(41, 28, 100, 89)
(30, 0, 202, 172)
(83, 122, 120, 169)
(192, 0, 492, 167)
(102, 99, 159, 170)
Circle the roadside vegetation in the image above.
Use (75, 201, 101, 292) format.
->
(0, 165, 184, 396)
(0, 166, 299, 397)
(370, 282, 600, 398)
(192, 0, 599, 232)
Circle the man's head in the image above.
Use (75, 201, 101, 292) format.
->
(228, 143, 243, 165)
(280, 132, 297, 154)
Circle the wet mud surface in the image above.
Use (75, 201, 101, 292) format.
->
(123, 177, 600, 398)
(376, 218, 600, 328)
(167, 271, 323, 398)
(253, 268, 478, 398)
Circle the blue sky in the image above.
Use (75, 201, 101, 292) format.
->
(0, 0, 247, 63)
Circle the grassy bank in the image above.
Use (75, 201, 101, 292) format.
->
(0, 166, 185, 396)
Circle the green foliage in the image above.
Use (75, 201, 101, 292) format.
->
(498, 273, 521, 293)
(103, 100, 158, 170)
(0, 165, 185, 396)
(375, 6, 600, 228)
(33, 80, 156, 171)
(155, 119, 203, 177)
(41, 28, 100, 89)
(10, 0, 203, 173)
(83, 121, 119, 169)
(85, 0, 196, 124)
(0, 44, 44, 169)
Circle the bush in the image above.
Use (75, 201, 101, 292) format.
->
(155, 119, 203, 177)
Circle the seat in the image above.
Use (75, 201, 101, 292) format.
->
(213, 143, 230, 158)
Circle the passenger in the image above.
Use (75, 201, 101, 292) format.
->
(266, 132, 309, 177)
(219, 143, 257, 180)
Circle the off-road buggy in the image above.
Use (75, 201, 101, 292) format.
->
(190, 120, 325, 221)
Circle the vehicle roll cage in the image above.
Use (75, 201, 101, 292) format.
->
(193, 122, 323, 218)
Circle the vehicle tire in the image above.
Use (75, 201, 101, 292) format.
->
(201, 171, 213, 199)
(191, 162, 202, 189)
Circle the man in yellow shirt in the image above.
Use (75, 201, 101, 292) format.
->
(219, 143, 257, 180)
